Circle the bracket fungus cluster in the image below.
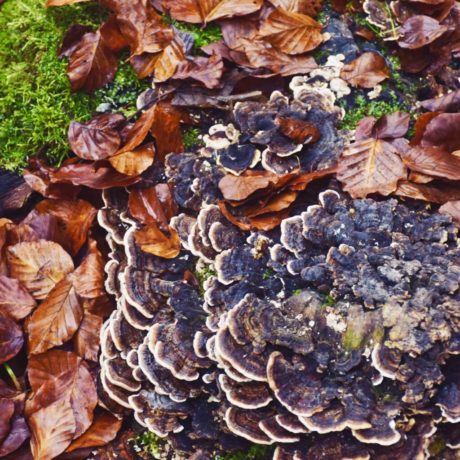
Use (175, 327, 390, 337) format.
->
(97, 88, 460, 459)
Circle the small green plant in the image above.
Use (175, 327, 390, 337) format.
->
(292, 288, 303, 296)
(322, 293, 335, 308)
(215, 444, 272, 460)
(163, 15, 222, 50)
(183, 127, 203, 150)
(195, 264, 217, 297)
(129, 431, 163, 458)
(262, 268, 274, 280)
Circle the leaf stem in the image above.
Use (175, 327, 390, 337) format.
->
(3, 364, 21, 391)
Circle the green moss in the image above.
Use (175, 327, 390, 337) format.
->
(0, 0, 146, 171)
(292, 288, 303, 296)
(129, 431, 164, 458)
(262, 268, 274, 280)
(182, 127, 203, 150)
(215, 444, 271, 460)
(162, 14, 222, 51)
(195, 264, 217, 297)
(339, 91, 407, 131)
(428, 435, 446, 457)
(342, 326, 366, 350)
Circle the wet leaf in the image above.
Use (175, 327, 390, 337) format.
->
(165, 0, 263, 23)
(440, 200, 460, 226)
(0, 398, 15, 444)
(67, 30, 118, 92)
(398, 15, 447, 49)
(219, 171, 281, 201)
(153, 37, 186, 82)
(394, 180, 460, 203)
(128, 184, 177, 230)
(275, 116, 320, 143)
(68, 114, 126, 161)
(29, 397, 76, 460)
(0, 275, 36, 321)
(173, 53, 224, 88)
(117, 106, 157, 154)
(109, 143, 155, 176)
(0, 412, 29, 457)
(0, 315, 23, 365)
(340, 52, 389, 88)
(337, 138, 407, 197)
(418, 113, 460, 152)
(33, 199, 97, 256)
(134, 223, 181, 258)
(65, 409, 122, 452)
(7, 241, 74, 300)
(58, 24, 94, 58)
(70, 241, 105, 299)
(258, 8, 323, 55)
(73, 311, 103, 362)
(27, 278, 83, 354)
(27, 350, 97, 438)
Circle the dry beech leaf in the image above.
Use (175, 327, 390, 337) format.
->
(117, 106, 157, 154)
(397, 15, 447, 49)
(420, 90, 460, 112)
(34, 199, 97, 256)
(240, 39, 317, 76)
(128, 184, 177, 230)
(400, 146, 460, 181)
(418, 113, 460, 152)
(67, 30, 118, 92)
(27, 278, 83, 354)
(7, 241, 74, 300)
(70, 241, 105, 299)
(73, 311, 103, 362)
(0, 315, 24, 365)
(394, 180, 460, 204)
(173, 53, 224, 89)
(268, 0, 323, 16)
(29, 397, 76, 460)
(337, 138, 407, 198)
(65, 409, 122, 452)
(134, 224, 181, 258)
(68, 113, 126, 161)
(27, 350, 97, 438)
(166, 0, 263, 24)
(219, 171, 281, 201)
(276, 116, 320, 143)
(340, 52, 389, 88)
(153, 37, 186, 82)
(50, 161, 141, 189)
(109, 143, 155, 176)
(439, 201, 460, 227)
(0, 398, 15, 443)
(258, 8, 323, 55)
(0, 275, 36, 321)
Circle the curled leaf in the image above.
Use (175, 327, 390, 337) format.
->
(134, 224, 181, 258)
(397, 15, 447, 49)
(108, 144, 155, 176)
(340, 52, 389, 88)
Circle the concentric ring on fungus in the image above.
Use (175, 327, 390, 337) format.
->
(98, 88, 460, 459)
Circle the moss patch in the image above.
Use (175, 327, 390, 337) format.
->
(0, 0, 147, 171)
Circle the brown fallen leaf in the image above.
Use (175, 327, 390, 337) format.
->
(268, 0, 324, 16)
(153, 36, 187, 82)
(0, 398, 15, 444)
(397, 15, 447, 49)
(219, 171, 282, 201)
(420, 89, 460, 112)
(439, 200, 460, 226)
(67, 30, 118, 92)
(258, 8, 323, 55)
(275, 116, 320, 144)
(27, 278, 83, 354)
(7, 241, 74, 300)
(68, 113, 126, 161)
(418, 113, 460, 152)
(0, 275, 37, 321)
(337, 137, 407, 198)
(0, 315, 23, 365)
(50, 161, 141, 189)
(394, 180, 460, 203)
(73, 311, 103, 362)
(241, 39, 318, 76)
(400, 145, 460, 181)
(27, 350, 97, 438)
(173, 53, 224, 89)
(109, 143, 155, 176)
(165, 0, 263, 23)
(29, 397, 76, 460)
(33, 199, 97, 256)
(70, 241, 105, 299)
(134, 223, 181, 258)
(47, 0, 90, 4)
(65, 409, 122, 453)
(340, 52, 389, 88)
(128, 184, 177, 231)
